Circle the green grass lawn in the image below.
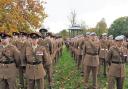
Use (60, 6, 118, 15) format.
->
(53, 47, 128, 89)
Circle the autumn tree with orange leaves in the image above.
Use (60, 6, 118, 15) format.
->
(0, 0, 47, 34)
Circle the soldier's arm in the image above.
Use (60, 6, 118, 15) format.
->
(13, 46, 21, 67)
(49, 40, 54, 55)
(83, 41, 87, 55)
(42, 47, 53, 87)
(42, 47, 52, 67)
(49, 41, 53, 55)
(106, 47, 113, 65)
(123, 47, 128, 62)
(79, 41, 84, 55)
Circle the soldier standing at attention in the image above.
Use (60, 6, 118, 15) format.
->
(38, 30, 53, 89)
(106, 35, 127, 89)
(25, 33, 52, 89)
(0, 33, 20, 89)
(77, 35, 84, 70)
(79, 32, 90, 75)
(83, 32, 100, 89)
(108, 35, 114, 48)
(99, 33, 109, 76)
(12, 32, 30, 89)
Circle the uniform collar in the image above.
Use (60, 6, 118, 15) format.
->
(32, 44, 38, 48)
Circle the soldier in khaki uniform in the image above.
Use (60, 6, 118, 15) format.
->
(79, 32, 90, 74)
(108, 35, 114, 48)
(106, 35, 127, 89)
(52, 35, 58, 63)
(25, 33, 52, 89)
(75, 37, 81, 67)
(58, 36, 63, 57)
(12, 32, 30, 89)
(0, 33, 20, 89)
(83, 32, 100, 89)
(45, 32, 54, 57)
(38, 30, 53, 89)
(74, 37, 78, 62)
(99, 33, 109, 76)
(55, 36, 61, 63)
(70, 38, 75, 58)
(77, 35, 84, 70)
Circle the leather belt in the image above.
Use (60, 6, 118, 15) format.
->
(27, 61, 42, 65)
(86, 52, 98, 55)
(112, 61, 124, 64)
(0, 61, 14, 64)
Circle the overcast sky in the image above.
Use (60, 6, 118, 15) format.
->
(43, 0, 128, 33)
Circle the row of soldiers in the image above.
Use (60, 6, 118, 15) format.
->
(0, 29, 63, 89)
(66, 32, 128, 89)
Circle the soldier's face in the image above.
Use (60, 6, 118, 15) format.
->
(102, 36, 107, 40)
(90, 35, 96, 40)
(2, 38, 10, 45)
(116, 41, 123, 46)
(41, 32, 46, 36)
(31, 39, 38, 45)
(19, 35, 25, 40)
(28, 38, 32, 41)
(13, 36, 18, 39)
(86, 35, 90, 38)
(109, 37, 113, 40)
(22, 36, 27, 40)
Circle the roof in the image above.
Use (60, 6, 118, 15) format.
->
(68, 24, 82, 30)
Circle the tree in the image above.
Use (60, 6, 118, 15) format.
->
(59, 29, 69, 39)
(96, 18, 107, 36)
(108, 16, 128, 37)
(0, 0, 47, 34)
(88, 28, 96, 32)
(68, 10, 77, 26)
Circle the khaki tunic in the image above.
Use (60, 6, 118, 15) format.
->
(12, 39, 30, 66)
(39, 38, 55, 61)
(78, 37, 85, 55)
(106, 46, 127, 77)
(0, 45, 20, 79)
(83, 40, 100, 67)
(108, 39, 114, 48)
(25, 45, 52, 79)
(99, 39, 109, 59)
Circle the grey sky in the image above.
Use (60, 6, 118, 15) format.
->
(43, 0, 128, 33)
